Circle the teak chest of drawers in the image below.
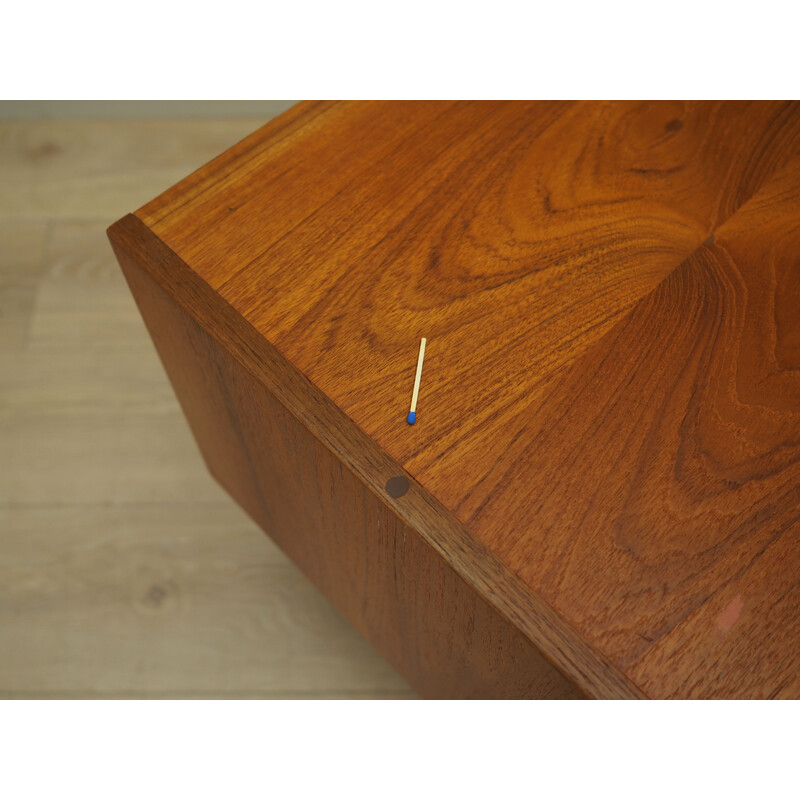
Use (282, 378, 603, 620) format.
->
(109, 101, 800, 699)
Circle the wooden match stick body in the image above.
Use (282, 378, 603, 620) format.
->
(407, 337, 426, 425)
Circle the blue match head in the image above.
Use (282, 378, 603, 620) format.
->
(407, 412, 416, 425)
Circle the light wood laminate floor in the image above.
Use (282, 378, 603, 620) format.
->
(0, 114, 415, 698)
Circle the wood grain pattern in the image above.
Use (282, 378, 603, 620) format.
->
(112, 101, 800, 697)
(470, 158, 800, 698)
(111, 219, 585, 698)
(143, 101, 800, 529)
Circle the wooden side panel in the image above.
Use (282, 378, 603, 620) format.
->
(112, 233, 583, 699)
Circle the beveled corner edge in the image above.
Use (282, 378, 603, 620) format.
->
(108, 212, 648, 700)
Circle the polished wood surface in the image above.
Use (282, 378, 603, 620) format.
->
(112, 222, 583, 698)
(114, 101, 800, 697)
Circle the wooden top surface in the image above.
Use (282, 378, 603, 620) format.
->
(136, 101, 800, 698)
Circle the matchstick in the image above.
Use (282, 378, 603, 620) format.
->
(407, 337, 427, 424)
